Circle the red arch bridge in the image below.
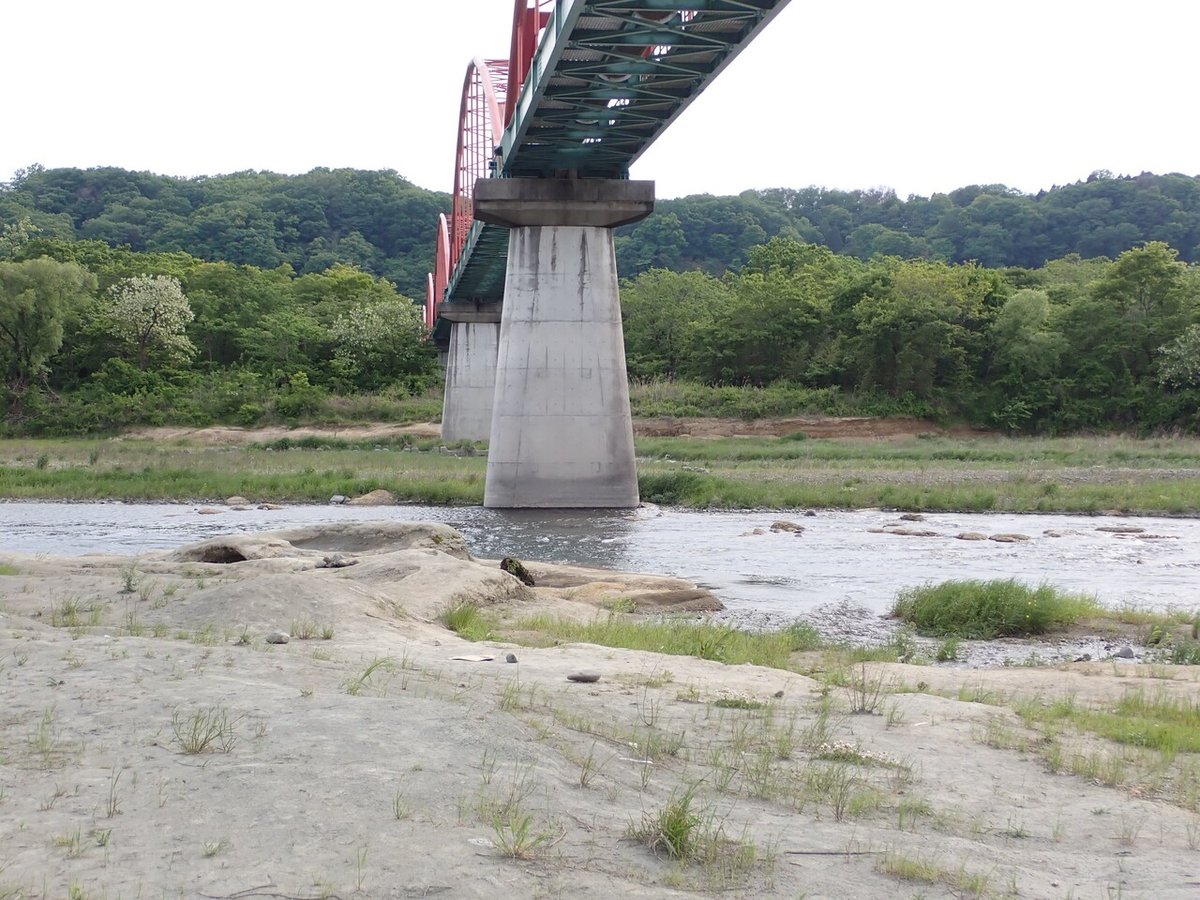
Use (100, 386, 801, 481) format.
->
(425, 0, 793, 508)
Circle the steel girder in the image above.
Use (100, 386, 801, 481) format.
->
(434, 0, 792, 312)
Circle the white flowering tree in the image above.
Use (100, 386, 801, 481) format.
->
(1158, 324, 1200, 388)
(330, 298, 433, 392)
(103, 275, 196, 370)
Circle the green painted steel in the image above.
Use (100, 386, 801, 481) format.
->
(447, 0, 792, 304)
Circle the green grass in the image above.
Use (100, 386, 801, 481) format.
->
(440, 601, 494, 641)
(1017, 691, 1200, 755)
(891, 578, 1102, 638)
(4, 430, 1200, 513)
(489, 613, 820, 668)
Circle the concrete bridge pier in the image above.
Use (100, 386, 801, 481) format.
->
(474, 178, 654, 508)
(439, 310, 500, 443)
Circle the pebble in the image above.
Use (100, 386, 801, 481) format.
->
(567, 671, 600, 683)
(1115, 646, 1135, 659)
(265, 631, 290, 644)
(505, 653, 518, 664)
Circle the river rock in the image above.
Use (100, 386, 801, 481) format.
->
(257, 503, 285, 510)
(989, 533, 1031, 543)
(317, 553, 357, 569)
(1097, 525, 1145, 534)
(225, 496, 250, 506)
(346, 489, 396, 506)
(500, 557, 535, 586)
(195, 507, 224, 515)
(265, 631, 290, 644)
(770, 520, 804, 534)
(1114, 646, 1135, 659)
(567, 671, 600, 683)
(329, 495, 348, 505)
(956, 532, 988, 541)
(898, 513, 926, 522)
(877, 526, 939, 537)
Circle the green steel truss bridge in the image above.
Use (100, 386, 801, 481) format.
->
(426, 0, 793, 336)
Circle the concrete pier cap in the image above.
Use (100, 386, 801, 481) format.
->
(473, 177, 655, 228)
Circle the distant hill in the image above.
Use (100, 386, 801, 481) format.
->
(4, 166, 1199, 292)
(0, 166, 448, 298)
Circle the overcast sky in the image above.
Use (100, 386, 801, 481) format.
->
(5, 1, 1196, 200)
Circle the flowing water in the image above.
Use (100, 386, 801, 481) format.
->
(2, 502, 1198, 616)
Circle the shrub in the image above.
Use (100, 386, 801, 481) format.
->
(891, 578, 1100, 638)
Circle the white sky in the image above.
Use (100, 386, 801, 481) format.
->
(4, 1, 1196, 200)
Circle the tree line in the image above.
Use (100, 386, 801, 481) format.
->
(4, 165, 1200, 295)
(0, 229, 438, 433)
(621, 239, 1200, 432)
(2, 164, 1199, 434)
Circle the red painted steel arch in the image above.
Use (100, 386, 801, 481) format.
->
(426, 2, 549, 322)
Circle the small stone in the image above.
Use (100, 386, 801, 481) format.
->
(1073, 653, 1092, 662)
(265, 631, 290, 644)
(898, 513, 926, 522)
(317, 554, 357, 569)
(567, 671, 601, 683)
(329, 495, 348, 505)
(505, 653, 518, 664)
(1114, 646, 1135, 659)
(773, 689, 784, 699)
(803, 510, 817, 517)
(225, 496, 250, 506)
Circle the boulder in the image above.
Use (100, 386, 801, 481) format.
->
(346, 489, 396, 506)
(989, 533, 1031, 543)
(770, 520, 804, 534)
(955, 532, 989, 541)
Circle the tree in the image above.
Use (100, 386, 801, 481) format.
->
(102, 274, 196, 369)
(0, 257, 96, 413)
(329, 297, 436, 393)
(1158, 324, 1200, 388)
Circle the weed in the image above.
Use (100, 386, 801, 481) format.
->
(119, 564, 140, 594)
(713, 696, 767, 711)
(343, 656, 394, 696)
(105, 766, 123, 818)
(935, 636, 960, 661)
(440, 601, 493, 640)
(171, 705, 238, 754)
(490, 808, 559, 859)
(632, 785, 702, 860)
(202, 839, 229, 857)
(848, 662, 887, 714)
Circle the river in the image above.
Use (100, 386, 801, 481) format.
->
(2, 502, 1197, 616)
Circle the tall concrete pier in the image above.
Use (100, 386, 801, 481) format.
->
(474, 178, 654, 508)
(439, 316, 499, 443)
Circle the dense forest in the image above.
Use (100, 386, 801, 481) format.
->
(4, 166, 1200, 292)
(1, 166, 1199, 434)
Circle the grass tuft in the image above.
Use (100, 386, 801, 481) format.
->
(892, 578, 1101, 638)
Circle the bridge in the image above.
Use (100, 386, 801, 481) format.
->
(425, 0, 793, 507)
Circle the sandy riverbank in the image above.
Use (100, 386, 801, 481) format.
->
(2, 523, 1198, 898)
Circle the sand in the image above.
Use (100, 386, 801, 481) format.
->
(2, 522, 1198, 899)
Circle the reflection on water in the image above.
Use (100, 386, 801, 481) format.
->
(2, 502, 1198, 616)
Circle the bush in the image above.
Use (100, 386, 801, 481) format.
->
(891, 578, 1100, 638)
